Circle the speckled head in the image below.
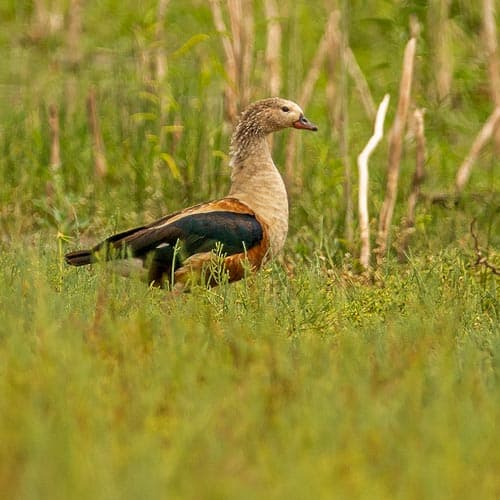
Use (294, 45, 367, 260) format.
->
(235, 97, 318, 137)
(229, 97, 318, 167)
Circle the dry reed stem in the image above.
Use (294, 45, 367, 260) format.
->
(470, 219, 500, 276)
(209, 0, 239, 124)
(455, 106, 500, 193)
(239, 0, 254, 110)
(298, 18, 332, 106)
(46, 103, 61, 204)
(210, 0, 254, 121)
(285, 11, 337, 185)
(155, 0, 170, 83)
(228, 0, 242, 63)
(325, 10, 340, 132)
(32, 0, 47, 28)
(48, 104, 61, 171)
(264, 0, 281, 97)
(345, 47, 376, 120)
(264, 0, 282, 150)
(30, 0, 63, 41)
(358, 94, 390, 270)
(375, 23, 418, 263)
(66, 0, 83, 67)
(155, 0, 171, 157)
(482, 0, 500, 153)
(87, 87, 108, 179)
(398, 108, 426, 261)
(430, 0, 453, 102)
(135, 37, 149, 84)
(226, 0, 254, 110)
(339, 5, 352, 243)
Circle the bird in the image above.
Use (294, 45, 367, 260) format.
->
(65, 97, 318, 291)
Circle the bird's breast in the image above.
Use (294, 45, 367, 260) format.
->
(229, 168, 289, 258)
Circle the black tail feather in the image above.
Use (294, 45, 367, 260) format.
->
(65, 249, 94, 266)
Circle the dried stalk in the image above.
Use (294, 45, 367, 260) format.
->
(430, 104, 500, 202)
(49, 104, 61, 171)
(325, 10, 341, 132)
(31, 0, 54, 39)
(228, 0, 242, 64)
(264, 0, 281, 97)
(209, 0, 239, 123)
(46, 103, 61, 204)
(155, 0, 170, 83)
(135, 38, 150, 85)
(87, 87, 108, 179)
(470, 219, 500, 275)
(345, 47, 376, 120)
(429, 0, 453, 102)
(239, 0, 254, 110)
(398, 108, 426, 261)
(455, 107, 500, 193)
(155, 0, 171, 158)
(482, 0, 500, 152)
(285, 11, 336, 185)
(210, 0, 254, 123)
(298, 16, 334, 106)
(375, 20, 418, 263)
(66, 0, 83, 67)
(358, 94, 390, 270)
(339, 3, 352, 243)
(227, 0, 242, 107)
(32, 0, 48, 29)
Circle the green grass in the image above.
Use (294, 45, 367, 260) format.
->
(0, 245, 498, 498)
(0, 1, 499, 498)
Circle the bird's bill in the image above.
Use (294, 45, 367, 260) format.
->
(293, 114, 318, 131)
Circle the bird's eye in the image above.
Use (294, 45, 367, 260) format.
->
(281, 106, 290, 112)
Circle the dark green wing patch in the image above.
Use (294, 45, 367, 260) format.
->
(144, 211, 263, 285)
(87, 210, 262, 271)
(170, 211, 263, 256)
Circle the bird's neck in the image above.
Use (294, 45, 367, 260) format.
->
(229, 135, 272, 183)
(228, 135, 289, 257)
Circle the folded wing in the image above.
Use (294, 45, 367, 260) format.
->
(65, 199, 265, 287)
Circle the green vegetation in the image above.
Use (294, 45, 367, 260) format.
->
(0, 1, 498, 498)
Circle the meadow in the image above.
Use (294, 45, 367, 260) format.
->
(0, 1, 499, 498)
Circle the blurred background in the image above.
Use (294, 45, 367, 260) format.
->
(0, 0, 498, 266)
(0, 3, 499, 498)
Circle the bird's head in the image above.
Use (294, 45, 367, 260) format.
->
(237, 97, 318, 135)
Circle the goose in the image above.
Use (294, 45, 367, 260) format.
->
(65, 97, 317, 290)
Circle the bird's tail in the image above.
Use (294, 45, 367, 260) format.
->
(65, 249, 94, 266)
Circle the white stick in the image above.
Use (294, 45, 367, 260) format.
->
(358, 94, 390, 270)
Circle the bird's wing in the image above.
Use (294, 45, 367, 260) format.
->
(90, 198, 264, 260)
(126, 210, 263, 259)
